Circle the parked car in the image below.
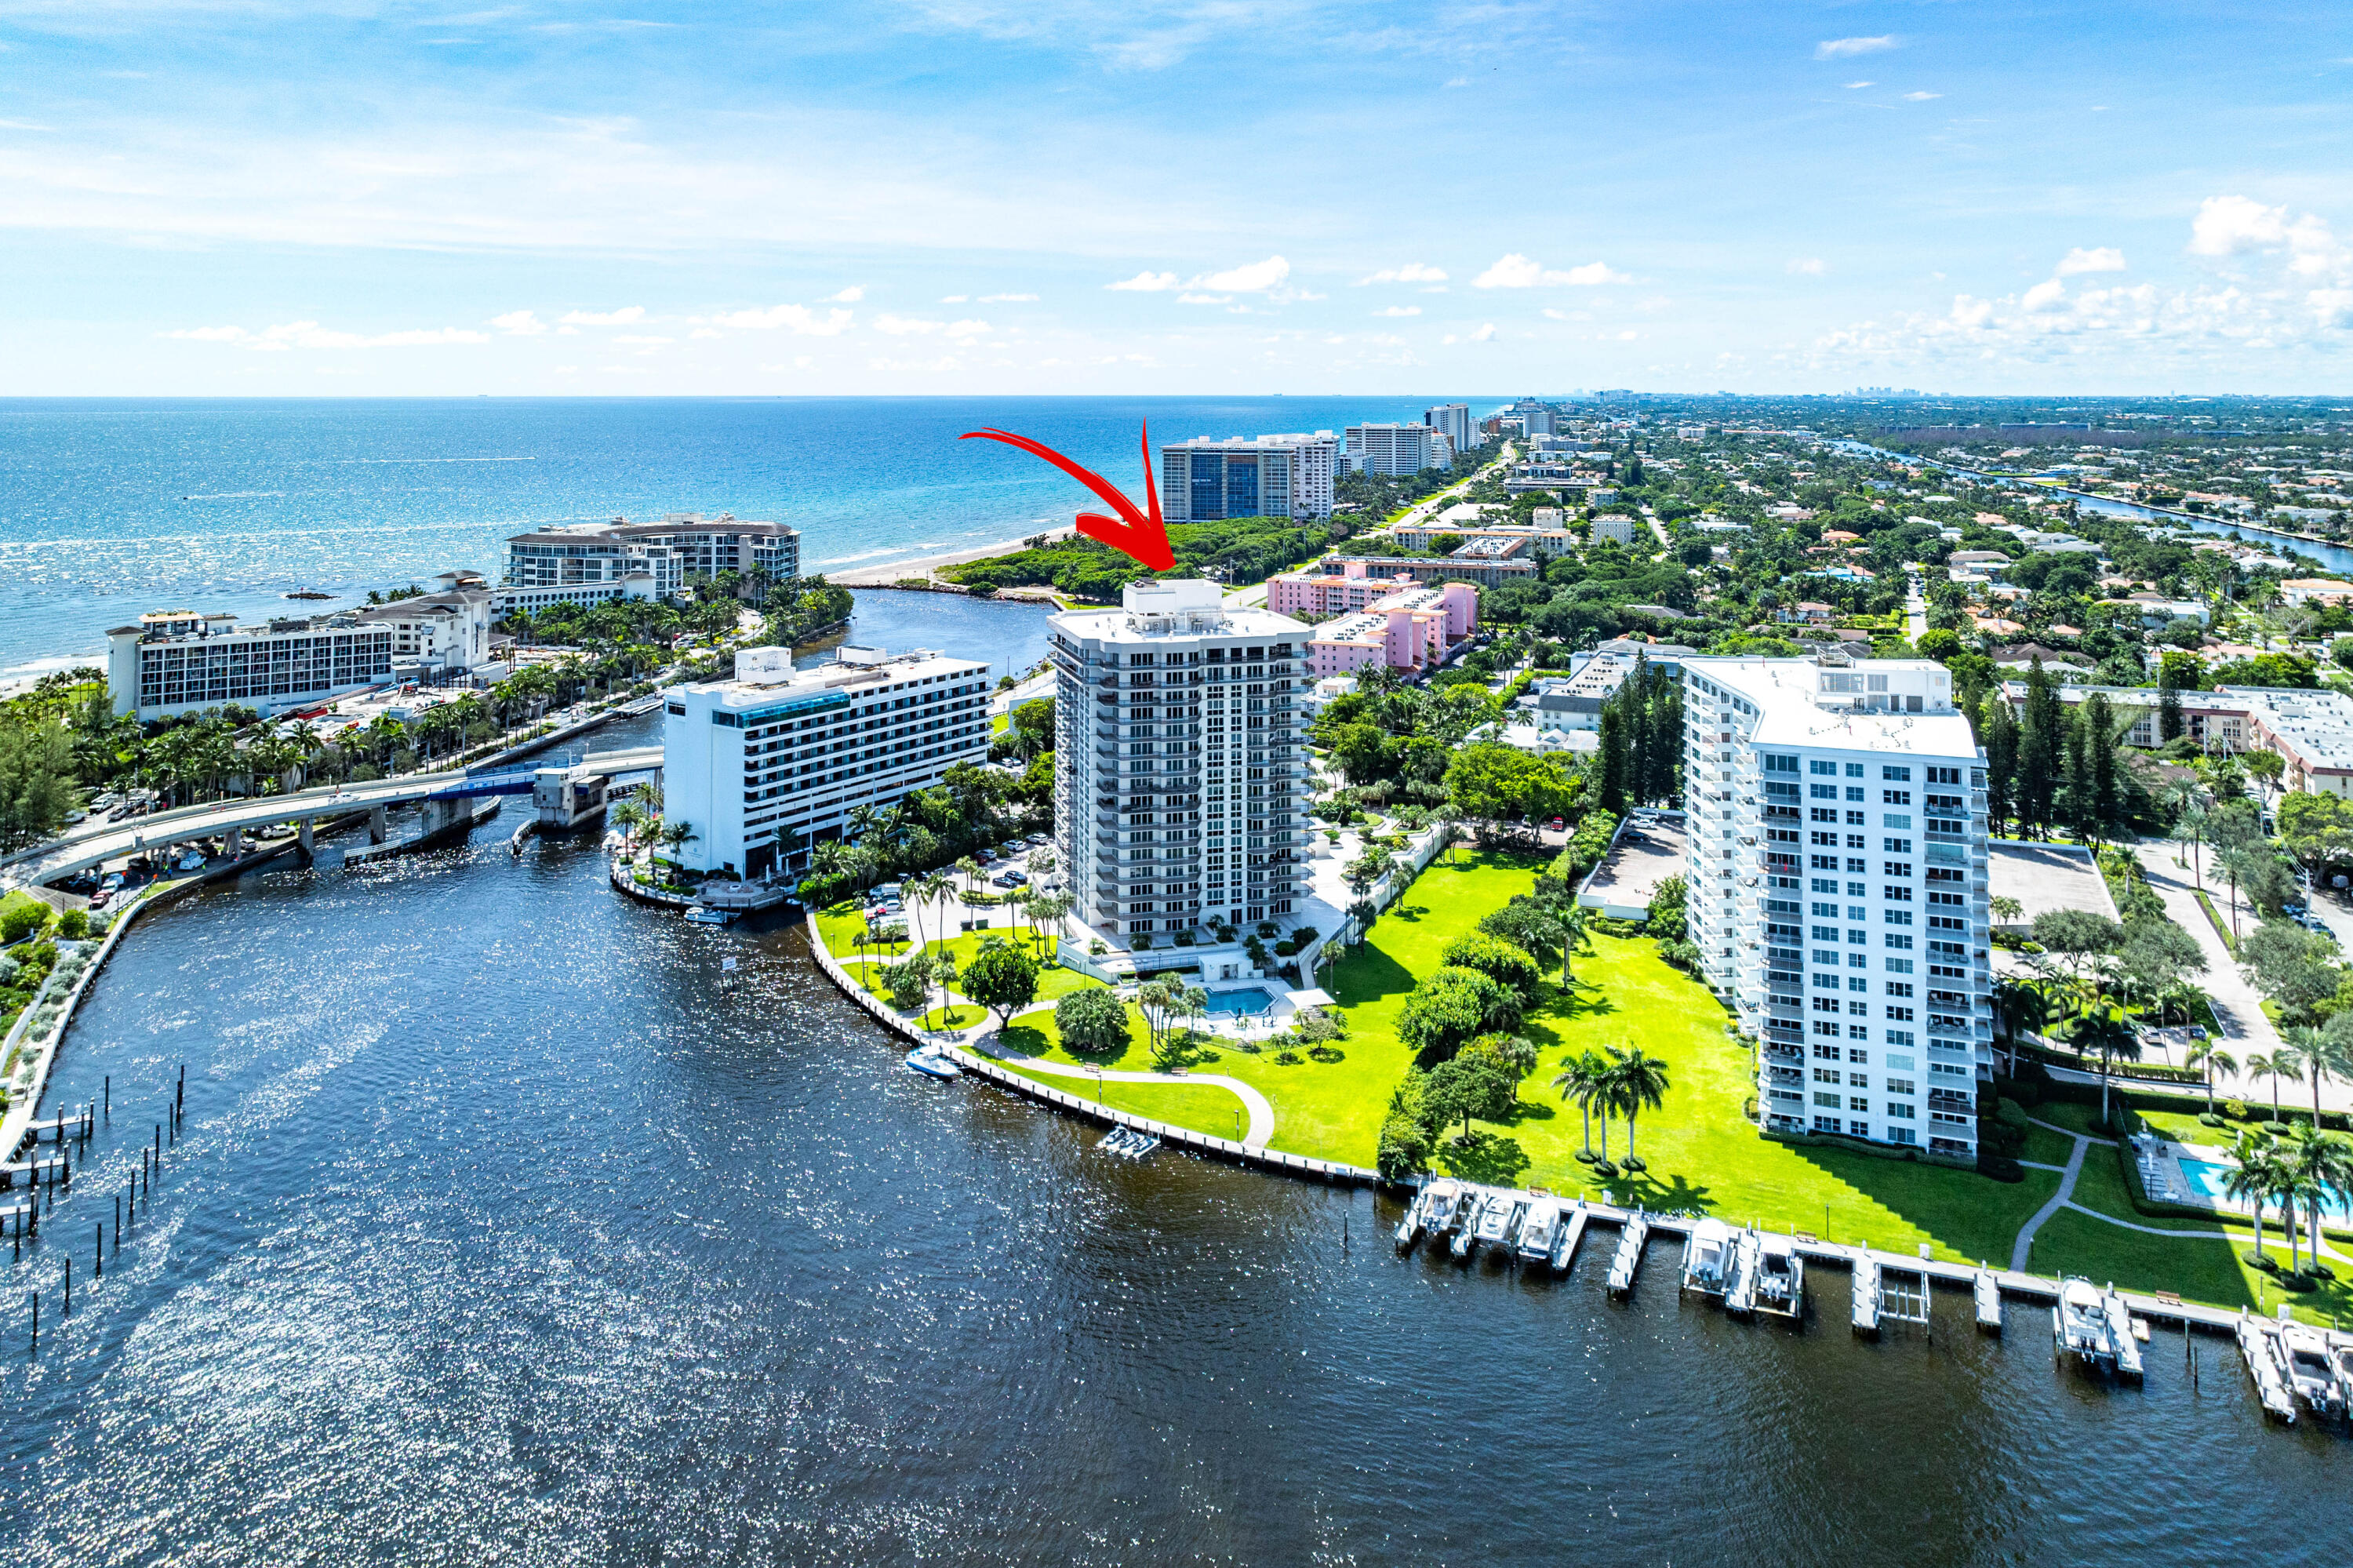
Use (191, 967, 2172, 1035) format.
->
(1545, 817, 1566, 831)
(88, 888, 111, 910)
(100, 872, 124, 892)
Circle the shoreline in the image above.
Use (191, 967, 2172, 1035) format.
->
(819, 531, 1071, 588)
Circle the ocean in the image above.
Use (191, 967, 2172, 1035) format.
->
(0, 395, 1489, 679)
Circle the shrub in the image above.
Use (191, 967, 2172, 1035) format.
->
(1395, 966, 1519, 1061)
(1439, 933, 1542, 1001)
(55, 909, 89, 940)
(0, 903, 46, 944)
(878, 953, 934, 1012)
(1055, 987, 1131, 1056)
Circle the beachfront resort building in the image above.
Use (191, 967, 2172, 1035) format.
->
(1424, 403, 1473, 456)
(1048, 580, 1311, 938)
(106, 578, 497, 721)
(660, 644, 991, 882)
(1678, 655, 1991, 1161)
(1158, 434, 1339, 522)
(500, 513, 800, 611)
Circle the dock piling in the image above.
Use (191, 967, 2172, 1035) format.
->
(30, 1291, 36, 1349)
(62, 1256, 69, 1318)
(104, 1075, 109, 1119)
(93, 1224, 100, 1280)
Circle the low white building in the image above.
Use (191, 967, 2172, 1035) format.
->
(1591, 515, 1638, 546)
(107, 581, 496, 721)
(660, 644, 992, 881)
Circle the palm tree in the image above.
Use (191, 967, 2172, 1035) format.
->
(2184, 1038, 2238, 1119)
(1988, 894, 2024, 929)
(2244, 1048, 2292, 1126)
(1556, 906, 1591, 987)
(2071, 1007, 2140, 1130)
(658, 819, 696, 868)
(1609, 1045, 1671, 1172)
(2281, 1123, 2353, 1277)
(2296, 1025, 2353, 1127)
(1989, 977, 2044, 1076)
(1551, 1052, 1604, 1161)
(2224, 1128, 2286, 1270)
(955, 855, 984, 898)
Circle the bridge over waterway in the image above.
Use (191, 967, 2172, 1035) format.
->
(2, 748, 664, 890)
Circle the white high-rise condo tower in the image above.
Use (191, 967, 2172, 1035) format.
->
(1048, 580, 1312, 941)
(1680, 655, 1991, 1162)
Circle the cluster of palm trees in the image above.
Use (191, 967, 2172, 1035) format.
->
(2220, 1120, 2353, 1280)
(2240, 1027, 2353, 1129)
(609, 791, 699, 869)
(1550, 1045, 1671, 1175)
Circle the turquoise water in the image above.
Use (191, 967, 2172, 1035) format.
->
(0, 395, 1490, 677)
(1202, 986, 1274, 1015)
(2177, 1156, 2353, 1219)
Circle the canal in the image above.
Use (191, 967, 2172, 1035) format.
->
(0, 595, 2347, 1564)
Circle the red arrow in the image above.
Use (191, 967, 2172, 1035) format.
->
(958, 423, 1176, 572)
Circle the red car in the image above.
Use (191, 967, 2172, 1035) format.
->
(1545, 817, 1566, 831)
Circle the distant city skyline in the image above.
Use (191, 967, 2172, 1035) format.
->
(2, 2, 2349, 395)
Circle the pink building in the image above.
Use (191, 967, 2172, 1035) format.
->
(1300, 580, 1478, 677)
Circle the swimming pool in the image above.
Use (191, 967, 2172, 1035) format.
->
(1202, 987, 1275, 1017)
(2177, 1156, 2353, 1218)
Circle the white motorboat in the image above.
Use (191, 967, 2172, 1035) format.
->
(1394, 1188, 1429, 1251)
(1749, 1233, 1805, 1320)
(2052, 1277, 2117, 1371)
(1851, 1252, 1882, 1337)
(2329, 1334, 2353, 1415)
(1449, 1187, 1484, 1261)
(904, 1046, 961, 1080)
(1472, 1191, 1526, 1257)
(1679, 1217, 1735, 1297)
(1515, 1198, 1562, 1266)
(683, 905, 737, 926)
(1414, 1179, 1465, 1252)
(2279, 1324, 2344, 1418)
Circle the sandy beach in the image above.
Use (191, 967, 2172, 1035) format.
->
(818, 530, 1073, 588)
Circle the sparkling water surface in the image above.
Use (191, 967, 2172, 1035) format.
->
(0, 395, 1452, 677)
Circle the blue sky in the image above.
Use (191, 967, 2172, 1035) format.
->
(2, 1, 2350, 395)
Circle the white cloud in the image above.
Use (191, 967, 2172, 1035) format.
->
(2020, 279, 2067, 311)
(2057, 246, 2126, 276)
(1843, 81, 1874, 89)
(945, 318, 991, 340)
(614, 334, 673, 345)
(980, 292, 1037, 302)
(558, 306, 645, 326)
(940, 294, 969, 304)
(1787, 257, 1825, 275)
(1817, 35, 1897, 59)
(1443, 76, 1468, 89)
(1616, 329, 1638, 340)
(1176, 292, 1231, 305)
(704, 304, 854, 334)
(2187, 195, 2347, 278)
(1357, 263, 1447, 286)
(165, 320, 490, 351)
(1903, 90, 1941, 102)
(1107, 270, 1181, 291)
(1375, 305, 1421, 317)
(875, 314, 943, 334)
(489, 309, 547, 335)
(1199, 254, 1289, 293)
(824, 286, 864, 303)
(1472, 322, 1497, 341)
(1474, 253, 1628, 288)
(689, 326, 721, 339)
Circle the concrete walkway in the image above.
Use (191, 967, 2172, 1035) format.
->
(972, 1037, 1275, 1148)
(2010, 1117, 2092, 1271)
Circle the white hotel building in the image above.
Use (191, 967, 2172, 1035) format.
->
(1158, 434, 1340, 522)
(661, 645, 991, 882)
(1680, 657, 1991, 1162)
(1048, 580, 1311, 939)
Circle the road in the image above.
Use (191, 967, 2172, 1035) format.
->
(1904, 569, 1928, 642)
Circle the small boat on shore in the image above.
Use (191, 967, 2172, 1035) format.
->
(683, 905, 737, 926)
(904, 1046, 961, 1080)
